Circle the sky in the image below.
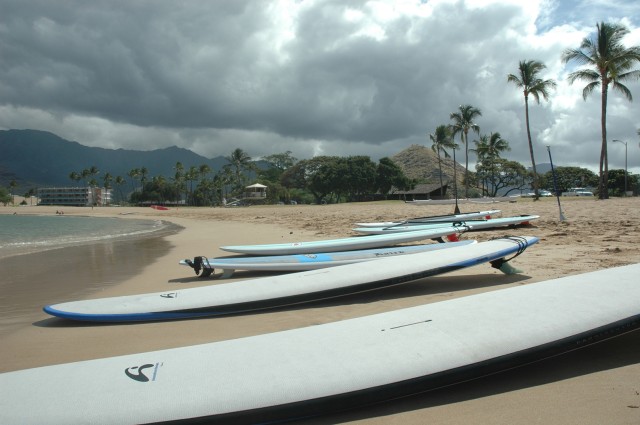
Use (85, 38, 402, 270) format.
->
(1, 0, 639, 174)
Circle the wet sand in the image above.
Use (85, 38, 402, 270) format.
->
(1, 197, 639, 424)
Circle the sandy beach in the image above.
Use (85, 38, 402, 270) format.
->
(1, 197, 639, 424)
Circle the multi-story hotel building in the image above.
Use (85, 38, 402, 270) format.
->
(37, 187, 112, 207)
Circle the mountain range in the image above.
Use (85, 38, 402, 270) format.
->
(1, 129, 544, 195)
(0, 129, 229, 192)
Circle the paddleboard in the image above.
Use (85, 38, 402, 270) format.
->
(44, 236, 537, 322)
(6, 262, 640, 424)
(219, 225, 471, 255)
(406, 196, 518, 205)
(180, 240, 476, 278)
(354, 209, 500, 228)
(353, 215, 539, 235)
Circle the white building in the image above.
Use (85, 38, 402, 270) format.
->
(37, 187, 112, 207)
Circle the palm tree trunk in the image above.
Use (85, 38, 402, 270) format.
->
(437, 151, 444, 197)
(600, 84, 609, 199)
(524, 94, 539, 200)
(463, 132, 469, 198)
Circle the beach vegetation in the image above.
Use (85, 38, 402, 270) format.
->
(475, 159, 528, 197)
(0, 186, 12, 205)
(376, 157, 414, 199)
(507, 60, 557, 200)
(429, 125, 456, 198)
(541, 166, 598, 194)
(449, 104, 482, 198)
(562, 21, 640, 199)
(281, 155, 412, 204)
(225, 148, 256, 194)
(472, 132, 511, 196)
(607, 169, 639, 196)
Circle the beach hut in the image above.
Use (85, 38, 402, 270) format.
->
(244, 183, 267, 199)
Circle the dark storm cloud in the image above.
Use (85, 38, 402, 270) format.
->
(0, 0, 639, 172)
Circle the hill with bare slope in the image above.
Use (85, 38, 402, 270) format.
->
(390, 144, 466, 186)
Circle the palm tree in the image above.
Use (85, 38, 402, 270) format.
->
(115, 175, 126, 204)
(473, 133, 510, 195)
(127, 168, 140, 193)
(9, 179, 17, 204)
(69, 171, 81, 185)
(185, 166, 199, 205)
(226, 148, 254, 194)
(102, 172, 113, 189)
(562, 22, 640, 199)
(450, 105, 482, 198)
(507, 60, 556, 200)
(139, 167, 149, 192)
(429, 125, 456, 198)
(474, 132, 510, 160)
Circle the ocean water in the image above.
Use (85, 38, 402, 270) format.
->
(0, 214, 179, 259)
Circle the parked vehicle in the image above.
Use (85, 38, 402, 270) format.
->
(561, 187, 593, 197)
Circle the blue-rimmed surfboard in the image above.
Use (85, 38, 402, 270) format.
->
(353, 215, 539, 235)
(43, 236, 537, 322)
(219, 225, 471, 255)
(180, 240, 476, 278)
(7, 261, 640, 424)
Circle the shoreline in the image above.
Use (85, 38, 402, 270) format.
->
(1, 199, 639, 424)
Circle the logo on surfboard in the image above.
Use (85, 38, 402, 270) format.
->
(160, 292, 178, 299)
(125, 362, 163, 382)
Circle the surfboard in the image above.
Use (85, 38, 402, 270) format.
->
(6, 262, 639, 425)
(180, 240, 476, 278)
(354, 209, 500, 228)
(353, 215, 539, 235)
(43, 236, 537, 322)
(219, 225, 472, 255)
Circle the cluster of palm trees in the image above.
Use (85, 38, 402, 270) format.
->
(432, 21, 640, 201)
(68, 148, 257, 206)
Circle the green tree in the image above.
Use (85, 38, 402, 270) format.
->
(507, 60, 556, 200)
(102, 172, 113, 189)
(542, 166, 598, 193)
(127, 168, 140, 193)
(472, 133, 510, 196)
(562, 22, 640, 199)
(376, 157, 413, 199)
(260, 151, 298, 183)
(173, 162, 185, 204)
(0, 186, 12, 205)
(8, 179, 18, 204)
(450, 105, 482, 197)
(282, 156, 338, 204)
(475, 159, 528, 197)
(430, 125, 456, 197)
(607, 169, 638, 196)
(114, 175, 126, 204)
(225, 148, 254, 194)
(185, 166, 199, 206)
(69, 171, 81, 185)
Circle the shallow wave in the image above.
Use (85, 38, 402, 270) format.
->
(0, 217, 182, 259)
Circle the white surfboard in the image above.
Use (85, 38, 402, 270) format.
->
(219, 225, 471, 255)
(354, 209, 500, 228)
(353, 215, 539, 235)
(43, 236, 537, 322)
(5, 262, 639, 424)
(180, 240, 476, 278)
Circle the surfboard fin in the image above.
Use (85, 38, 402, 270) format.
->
(490, 258, 523, 275)
(185, 256, 215, 278)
